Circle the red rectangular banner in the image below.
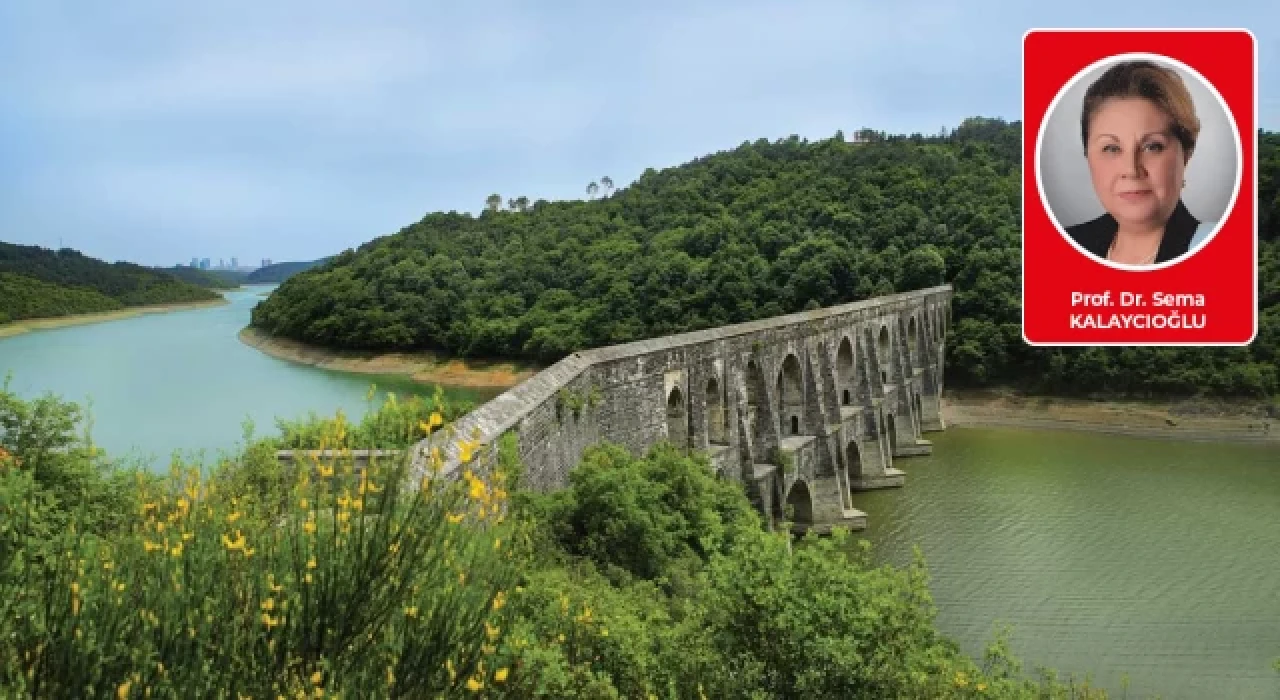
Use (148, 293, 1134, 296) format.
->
(1022, 29, 1257, 345)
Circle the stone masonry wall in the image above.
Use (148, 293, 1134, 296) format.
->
(412, 285, 952, 530)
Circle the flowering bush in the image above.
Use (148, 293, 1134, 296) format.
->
(0, 397, 517, 699)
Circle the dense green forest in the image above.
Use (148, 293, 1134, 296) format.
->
(246, 258, 327, 284)
(159, 265, 247, 289)
(0, 243, 219, 324)
(250, 119, 1279, 398)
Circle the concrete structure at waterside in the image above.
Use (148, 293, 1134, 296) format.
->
(411, 285, 952, 532)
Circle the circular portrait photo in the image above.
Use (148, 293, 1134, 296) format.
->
(1036, 53, 1241, 270)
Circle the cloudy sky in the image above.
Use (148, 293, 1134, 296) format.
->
(1, 1, 1276, 267)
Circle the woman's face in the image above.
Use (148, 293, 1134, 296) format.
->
(1085, 97, 1187, 232)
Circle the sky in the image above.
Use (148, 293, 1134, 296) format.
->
(1, 1, 1277, 267)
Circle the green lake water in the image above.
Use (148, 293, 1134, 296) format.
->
(1, 290, 1276, 698)
(0, 286, 494, 469)
(854, 427, 1280, 700)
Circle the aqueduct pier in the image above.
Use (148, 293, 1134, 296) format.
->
(411, 285, 952, 532)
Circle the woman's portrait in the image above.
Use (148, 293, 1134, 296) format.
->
(1036, 54, 1240, 269)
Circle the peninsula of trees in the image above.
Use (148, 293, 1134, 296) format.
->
(250, 119, 1279, 398)
(0, 243, 220, 325)
(246, 259, 328, 284)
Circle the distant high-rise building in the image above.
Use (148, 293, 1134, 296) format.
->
(199, 258, 211, 270)
(190, 257, 199, 268)
(230, 257, 238, 269)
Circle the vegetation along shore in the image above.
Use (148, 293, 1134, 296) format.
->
(238, 326, 540, 390)
(3, 381, 1187, 697)
(0, 298, 229, 339)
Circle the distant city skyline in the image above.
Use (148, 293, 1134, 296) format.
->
(1, 1, 1276, 266)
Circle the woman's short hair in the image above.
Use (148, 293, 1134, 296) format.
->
(1080, 60, 1200, 161)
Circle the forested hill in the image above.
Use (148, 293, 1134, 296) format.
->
(250, 118, 1280, 398)
(246, 259, 327, 284)
(161, 265, 246, 289)
(0, 243, 220, 324)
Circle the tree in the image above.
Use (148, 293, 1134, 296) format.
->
(485, 194, 502, 212)
(586, 181, 599, 199)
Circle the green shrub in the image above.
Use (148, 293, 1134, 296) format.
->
(0, 395, 518, 698)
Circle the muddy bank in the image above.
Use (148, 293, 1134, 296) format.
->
(238, 327, 539, 390)
(942, 388, 1280, 444)
(0, 298, 230, 339)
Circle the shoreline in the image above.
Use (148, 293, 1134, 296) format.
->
(236, 330, 1277, 445)
(237, 327, 540, 390)
(0, 297, 230, 339)
(941, 388, 1279, 445)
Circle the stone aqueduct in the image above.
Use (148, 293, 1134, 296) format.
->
(411, 285, 953, 532)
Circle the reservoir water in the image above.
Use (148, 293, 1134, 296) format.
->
(0, 286, 492, 468)
(1, 289, 1276, 698)
(854, 427, 1280, 700)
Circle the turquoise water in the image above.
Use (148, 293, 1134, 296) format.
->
(854, 427, 1280, 700)
(0, 286, 492, 469)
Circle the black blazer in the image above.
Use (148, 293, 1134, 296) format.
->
(1065, 199, 1200, 264)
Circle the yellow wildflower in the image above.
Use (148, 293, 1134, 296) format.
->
(300, 497, 309, 509)
(977, 682, 988, 692)
(169, 543, 183, 558)
(268, 574, 283, 593)
(222, 530, 247, 552)
(117, 680, 132, 699)
(494, 668, 509, 683)
(465, 677, 483, 692)
(310, 670, 323, 686)
(261, 613, 280, 630)
(492, 591, 507, 611)
(404, 606, 418, 618)
(226, 511, 242, 524)
(446, 659, 456, 681)
(447, 513, 464, 525)
(429, 412, 443, 428)
(318, 465, 334, 478)
(954, 671, 969, 688)
(485, 622, 500, 642)
(261, 598, 275, 612)
(304, 519, 317, 535)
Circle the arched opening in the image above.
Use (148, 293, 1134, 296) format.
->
(877, 325, 891, 385)
(886, 413, 898, 454)
(845, 440, 863, 479)
(746, 361, 769, 462)
(784, 480, 814, 525)
(836, 336, 854, 405)
(908, 316, 919, 368)
(706, 377, 727, 445)
(776, 354, 804, 436)
(666, 387, 688, 452)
